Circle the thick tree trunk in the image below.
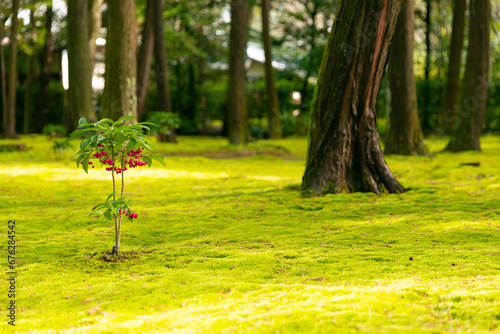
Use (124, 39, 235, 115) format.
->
(228, 0, 251, 144)
(103, 0, 137, 120)
(302, 0, 405, 196)
(153, 0, 172, 114)
(38, 2, 53, 132)
(6, 0, 20, 138)
(1, 13, 8, 135)
(446, 0, 490, 151)
(67, 0, 95, 129)
(137, 0, 155, 120)
(262, 0, 282, 139)
(385, 0, 427, 156)
(442, 0, 466, 134)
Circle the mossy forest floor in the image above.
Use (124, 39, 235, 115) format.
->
(1, 134, 500, 333)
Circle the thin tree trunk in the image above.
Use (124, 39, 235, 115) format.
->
(137, 0, 155, 120)
(442, 0, 466, 134)
(262, 0, 282, 139)
(153, 0, 172, 114)
(228, 0, 251, 144)
(422, 0, 431, 132)
(446, 0, 490, 151)
(1, 13, 8, 135)
(103, 0, 137, 120)
(385, 0, 427, 155)
(38, 1, 53, 132)
(6, 0, 20, 138)
(24, 51, 34, 134)
(88, 0, 103, 69)
(302, 0, 405, 196)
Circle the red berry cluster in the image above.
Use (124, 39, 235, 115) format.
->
(118, 209, 138, 219)
(125, 148, 148, 168)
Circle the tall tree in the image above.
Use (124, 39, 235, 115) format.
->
(446, 0, 490, 151)
(67, 0, 95, 129)
(385, 0, 427, 156)
(103, 0, 137, 120)
(422, 0, 431, 132)
(137, 0, 155, 120)
(0, 11, 8, 135)
(262, 0, 282, 139)
(6, 0, 20, 138)
(302, 0, 405, 195)
(24, 5, 35, 134)
(153, 0, 172, 115)
(38, 1, 53, 131)
(228, 0, 251, 144)
(88, 0, 103, 67)
(442, 0, 466, 134)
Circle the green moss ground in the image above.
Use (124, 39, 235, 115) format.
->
(0, 135, 499, 333)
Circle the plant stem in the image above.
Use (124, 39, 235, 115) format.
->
(110, 140, 119, 254)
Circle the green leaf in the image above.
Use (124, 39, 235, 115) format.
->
(150, 154, 165, 166)
(80, 137, 91, 150)
(76, 154, 85, 168)
(143, 156, 152, 167)
(78, 117, 87, 126)
(106, 192, 117, 202)
(82, 155, 90, 174)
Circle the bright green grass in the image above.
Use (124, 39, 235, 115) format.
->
(1, 135, 500, 333)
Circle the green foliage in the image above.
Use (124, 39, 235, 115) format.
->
(147, 112, 182, 141)
(42, 124, 67, 138)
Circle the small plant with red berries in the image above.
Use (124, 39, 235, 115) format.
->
(69, 117, 164, 255)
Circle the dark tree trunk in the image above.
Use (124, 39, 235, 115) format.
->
(385, 0, 427, 156)
(137, 0, 155, 120)
(6, 0, 20, 138)
(153, 0, 172, 114)
(442, 0, 466, 134)
(103, 0, 137, 120)
(1, 12, 8, 135)
(228, 0, 251, 144)
(262, 0, 282, 139)
(422, 0, 431, 132)
(446, 0, 490, 151)
(302, 0, 405, 196)
(24, 7, 34, 135)
(38, 1, 53, 132)
(67, 0, 95, 129)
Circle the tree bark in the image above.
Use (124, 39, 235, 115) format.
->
(88, 0, 103, 69)
(262, 0, 282, 139)
(67, 0, 95, 129)
(0, 13, 8, 135)
(302, 0, 405, 196)
(38, 1, 53, 132)
(385, 0, 427, 156)
(103, 0, 137, 120)
(153, 0, 172, 114)
(446, 0, 490, 151)
(137, 0, 155, 120)
(442, 0, 466, 134)
(6, 0, 20, 138)
(24, 4, 34, 135)
(228, 0, 251, 144)
(422, 0, 431, 132)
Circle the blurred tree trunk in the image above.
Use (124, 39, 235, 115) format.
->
(228, 0, 251, 144)
(299, 2, 318, 113)
(6, 0, 20, 138)
(1, 10, 8, 135)
(38, 1, 53, 132)
(302, 0, 405, 196)
(385, 0, 427, 155)
(446, 0, 490, 151)
(422, 0, 431, 132)
(262, 0, 282, 139)
(153, 0, 175, 142)
(23, 6, 35, 134)
(442, 0, 466, 134)
(103, 0, 137, 120)
(137, 0, 154, 120)
(88, 0, 103, 68)
(67, 0, 94, 129)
